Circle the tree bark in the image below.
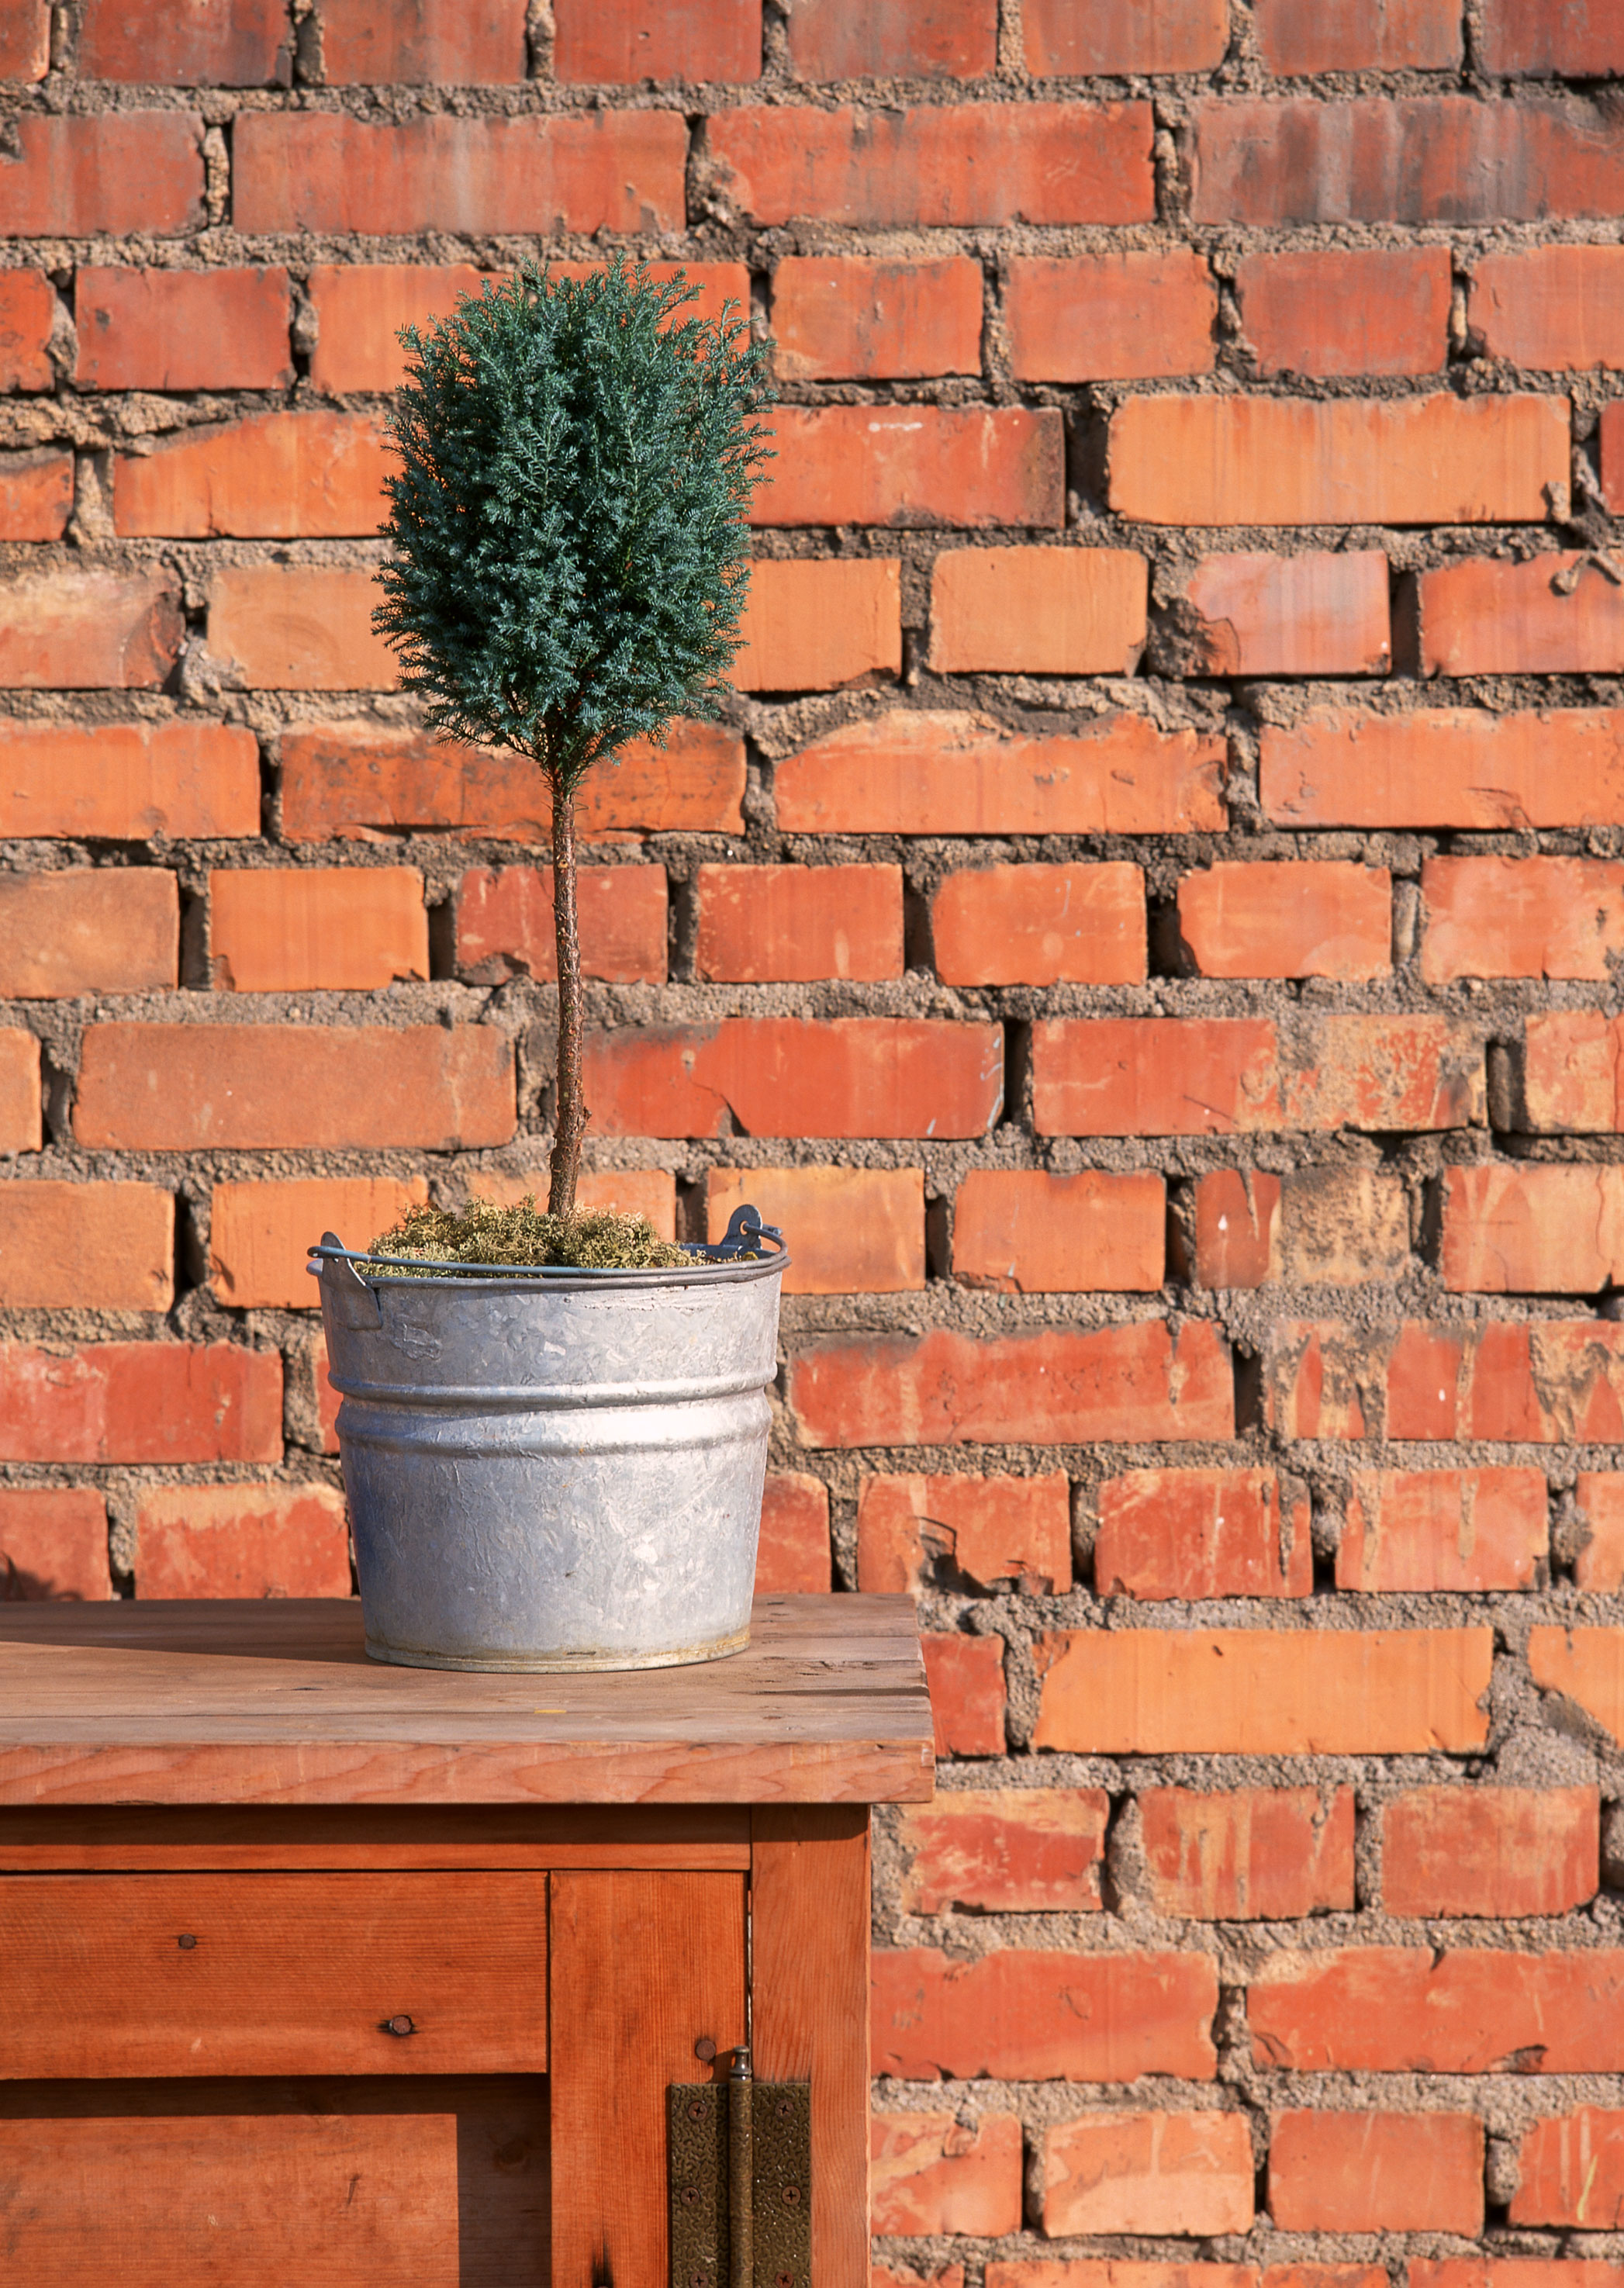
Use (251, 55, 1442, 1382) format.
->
(547, 774, 589, 1218)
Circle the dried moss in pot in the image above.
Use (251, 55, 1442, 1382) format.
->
(365, 1195, 686, 1277)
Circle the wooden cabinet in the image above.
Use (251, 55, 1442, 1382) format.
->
(0, 1593, 931, 2287)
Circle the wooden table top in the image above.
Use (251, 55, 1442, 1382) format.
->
(0, 1594, 935, 1808)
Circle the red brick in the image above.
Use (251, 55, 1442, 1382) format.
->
(1384, 1786, 1598, 1919)
(695, 862, 900, 983)
(0, 2, 47, 78)
(1338, 1467, 1547, 1592)
(1097, 1469, 1311, 1601)
(1443, 1164, 1624, 1295)
(1577, 1473, 1624, 1590)
(0, 1489, 112, 1602)
(792, 1319, 1232, 1449)
(555, 0, 759, 81)
(319, 0, 526, 81)
(235, 111, 685, 235)
(734, 558, 900, 690)
(1139, 1786, 1356, 1920)
(1530, 1630, 1624, 1751)
(707, 1166, 924, 1295)
(1269, 1318, 1624, 1445)
(1474, 247, 1624, 371)
(1178, 551, 1391, 676)
(1179, 861, 1391, 981)
(0, 113, 203, 234)
(1190, 95, 1624, 226)
(1237, 247, 1450, 378)
(1268, 2113, 1483, 2235)
(0, 271, 52, 388)
(1111, 392, 1567, 526)
(456, 863, 666, 985)
(1025, 0, 1228, 70)
(74, 1025, 514, 1152)
(583, 1018, 1002, 1141)
(1418, 553, 1624, 676)
(209, 567, 396, 690)
(0, 569, 181, 690)
(75, 266, 292, 392)
(0, 721, 258, 842)
(897, 1787, 1107, 1914)
(1482, 0, 1624, 74)
(0, 1030, 40, 1154)
(755, 405, 1062, 528)
(1255, 0, 1460, 72)
(1034, 1629, 1493, 1754)
(474, 1166, 676, 1239)
(930, 547, 1147, 676)
(1192, 1170, 1281, 1287)
(987, 2268, 1264, 2288)
(935, 862, 1145, 987)
(0, 869, 174, 1000)
(786, 0, 993, 78)
(1415, 2267, 1624, 2288)
(1210, 1166, 1408, 1287)
(1035, 1015, 1482, 1136)
(1043, 2112, 1253, 2238)
(875, 2264, 964, 2288)
(710, 102, 1154, 227)
(776, 709, 1225, 835)
(952, 1170, 1164, 1294)
(1512, 2113, 1624, 2224)
(858, 1471, 1073, 1595)
(754, 1472, 831, 1595)
(209, 1176, 429, 1311)
(1525, 1011, 1624, 1132)
(873, 1946, 1217, 2082)
(80, 0, 289, 81)
(282, 719, 744, 842)
(1253, 1948, 1624, 2075)
(871, 2114, 1022, 2238)
(921, 1635, 1007, 1757)
(0, 1180, 172, 1311)
(1424, 855, 1624, 983)
(114, 412, 389, 541)
(135, 1484, 350, 1601)
(0, 449, 71, 541)
(1006, 251, 1215, 384)
(0, 1343, 282, 1464)
(209, 866, 427, 994)
(1264, 705, 1624, 829)
(772, 257, 980, 381)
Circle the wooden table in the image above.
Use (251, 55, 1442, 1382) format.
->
(0, 1592, 933, 2288)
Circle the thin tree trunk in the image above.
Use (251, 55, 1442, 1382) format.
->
(547, 774, 589, 1218)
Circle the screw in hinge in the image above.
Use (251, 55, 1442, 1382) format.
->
(781, 2185, 801, 2207)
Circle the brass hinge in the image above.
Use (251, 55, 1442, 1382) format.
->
(669, 2048, 810, 2288)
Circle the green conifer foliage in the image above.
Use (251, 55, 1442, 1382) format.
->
(373, 257, 774, 1216)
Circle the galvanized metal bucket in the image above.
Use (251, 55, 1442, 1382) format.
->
(309, 1210, 788, 1674)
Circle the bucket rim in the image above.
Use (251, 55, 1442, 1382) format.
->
(308, 1202, 791, 1294)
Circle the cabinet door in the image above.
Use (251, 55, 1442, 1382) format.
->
(549, 1870, 747, 2288)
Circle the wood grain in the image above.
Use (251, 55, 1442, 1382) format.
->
(550, 1869, 745, 2288)
(0, 1802, 751, 1871)
(752, 1806, 872, 2288)
(0, 1872, 548, 2077)
(0, 1594, 935, 1806)
(0, 2075, 547, 2286)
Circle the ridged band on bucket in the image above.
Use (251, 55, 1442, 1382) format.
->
(312, 1211, 790, 1673)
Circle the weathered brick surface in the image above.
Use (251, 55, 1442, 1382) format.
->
(9, 26, 1624, 2286)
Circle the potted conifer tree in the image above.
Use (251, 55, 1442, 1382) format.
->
(309, 259, 787, 1674)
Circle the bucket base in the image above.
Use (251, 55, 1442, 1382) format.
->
(362, 1624, 752, 1675)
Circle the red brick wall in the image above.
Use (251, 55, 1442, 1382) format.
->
(4, 0, 1624, 2269)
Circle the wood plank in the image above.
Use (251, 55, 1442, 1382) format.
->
(0, 1595, 935, 1807)
(550, 1870, 745, 2287)
(0, 1872, 548, 2077)
(0, 2075, 547, 2287)
(752, 1807, 872, 2288)
(0, 1802, 751, 1871)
